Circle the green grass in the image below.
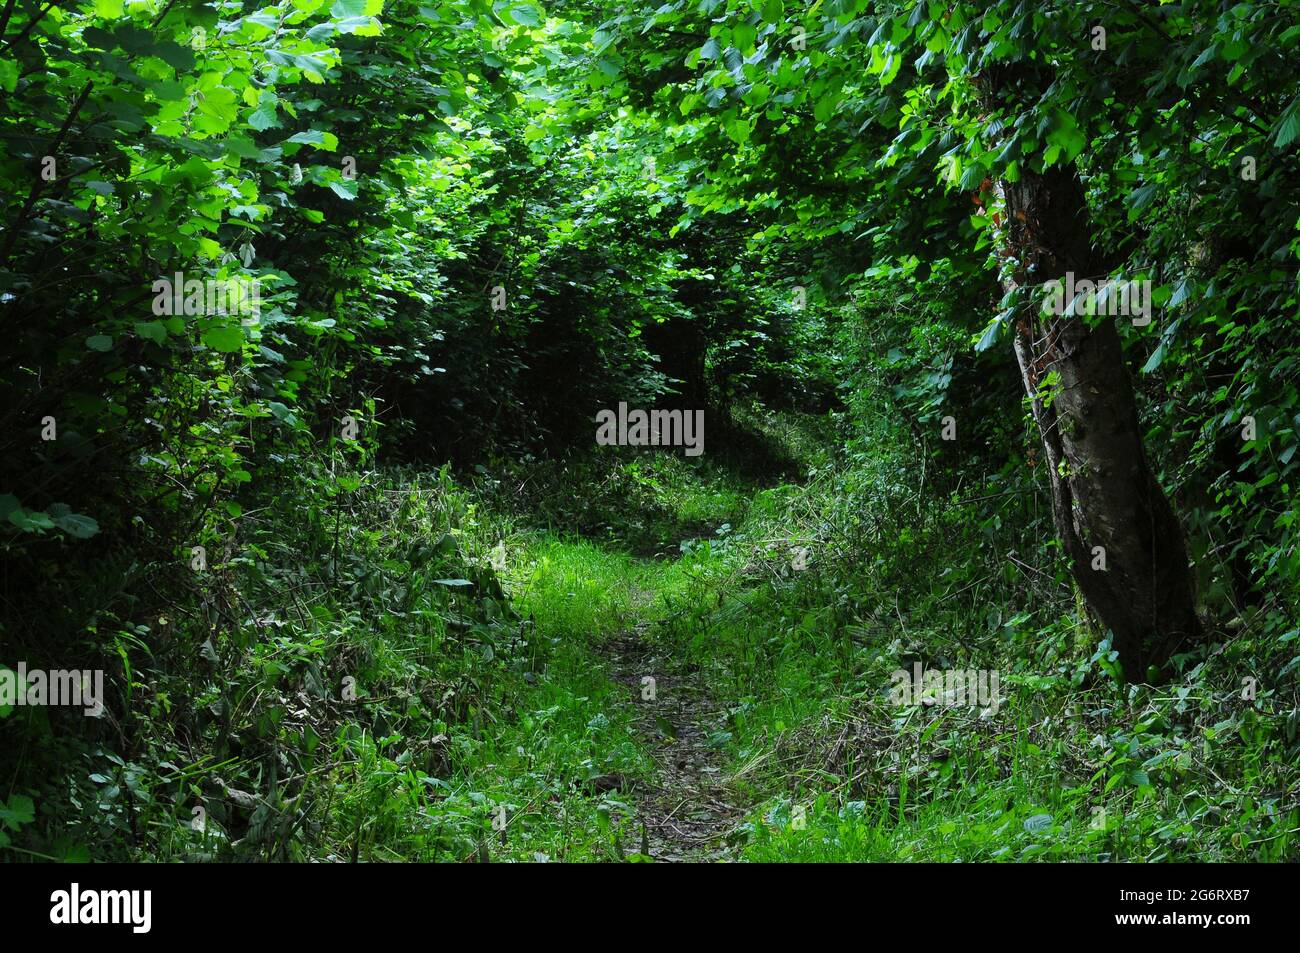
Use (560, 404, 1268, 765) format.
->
(317, 528, 674, 862)
(507, 535, 661, 637)
(12, 413, 1293, 863)
(485, 428, 1298, 864)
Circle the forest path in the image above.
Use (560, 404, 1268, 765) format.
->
(601, 609, 745, 862)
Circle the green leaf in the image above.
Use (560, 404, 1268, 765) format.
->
(287, 130, 340, 151)
(1141, 340, 1168, 373)
(336, 16, 382, 36)
(134, 321, 167, 344)
(202, 326, 245, 352)
(814, 94, 838, 123)
(507, 4, 541, 27)
(52, 841, 92, 863)
(48, 503, 99, 539)
(196, 86, 238, 126)
(1022, 813, 1053, 833)
(267, 401, 299, 425)
(957, 162, 986, 191)
(8, 507, 55, 532)
(1127, 769, 1151, 789)
(1272, 99, 1300, 149)
(724, 116, 751, 145)
(86, 335, 113, 351)
(0, 795, 35, 830)
(1045, 111, 1085, 165)
(975, 311, 1009, 352)
(742, 83, 771, 107)
(328, 179, 358, 200)
(331, 0, 384, 16)
(249, 93, 281, 131)
(1128, 184, 1158, 215)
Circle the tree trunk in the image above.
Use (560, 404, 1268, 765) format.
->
(996, 166, 1201, 679)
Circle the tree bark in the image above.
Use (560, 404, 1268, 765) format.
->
(996, 166, 1201, 679)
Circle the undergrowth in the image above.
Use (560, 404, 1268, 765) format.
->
(5, 408, 1295, 862)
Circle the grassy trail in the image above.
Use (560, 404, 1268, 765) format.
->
(429, 420, 1298, 864)
(505, 531, 752, 862)
(487, 426, 833, 862)
(602, 617, 744, 861)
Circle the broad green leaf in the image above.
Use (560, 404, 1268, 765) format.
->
(48, 504, 99, 539)
(249, 92, 281, 131)
(331, 0, 384, 17)
(135, 321, 167, 344)
(202, 326, 244, 352)
(0, 795, 35, 830)
(287, 130, 340, 151)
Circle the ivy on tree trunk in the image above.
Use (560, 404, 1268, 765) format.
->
(996, 164, 1202, 679)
